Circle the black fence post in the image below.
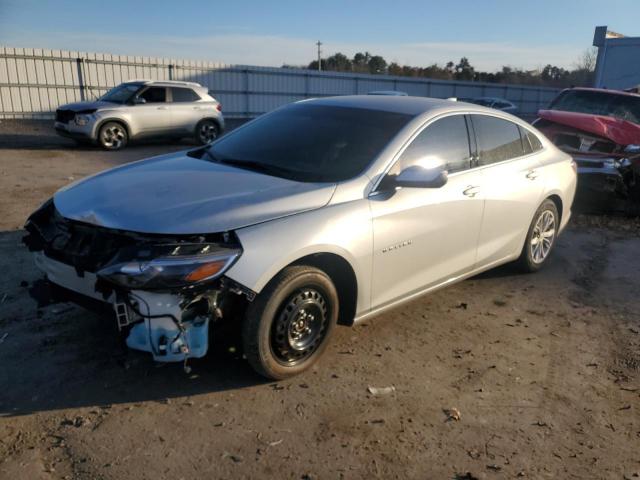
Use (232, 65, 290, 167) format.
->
(244, 68, 250, 118)
(76, 58, 85, 101)
(168, 64, 174, 81)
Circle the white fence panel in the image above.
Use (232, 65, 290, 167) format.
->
(0, 46, 561, 119)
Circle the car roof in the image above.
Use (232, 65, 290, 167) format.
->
(302, 95, 478, 116)
(563, 87, 640, 99)
(123, 79, 203, 88)
(367, 90, 409, 96)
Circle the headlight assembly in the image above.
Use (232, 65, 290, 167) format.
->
(97, 243, 241, 290)
(75, 114, 90, 126)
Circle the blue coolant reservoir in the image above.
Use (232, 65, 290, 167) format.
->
(125, 291, 210, 362)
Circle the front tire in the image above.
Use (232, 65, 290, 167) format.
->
(242, 265, 339, 380)
(98, 121, 128, 151)
(517, 199, 559, 272)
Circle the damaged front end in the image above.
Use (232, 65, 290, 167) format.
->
(24, 200, 252, 367)
(535, 115, 640, 212)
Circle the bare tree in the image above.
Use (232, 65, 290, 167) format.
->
(575, 47, 598, 72)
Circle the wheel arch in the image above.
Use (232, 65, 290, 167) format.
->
(546, 193, 563, 224)
(289, 252, 358, 326)
(94, 117, 131, 140)
(197, 116, 223, 132)
(228, 246, 362, 327)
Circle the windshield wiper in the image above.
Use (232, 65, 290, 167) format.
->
(217, 158, 300, 178)
(189, 148, 303, 179)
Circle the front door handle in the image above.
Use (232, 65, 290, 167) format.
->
(526, 169, 539, 180)
(463, 185, 480, 197)
(157, 106, 168, 110)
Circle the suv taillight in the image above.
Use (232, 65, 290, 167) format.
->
(216, 103, 222, 112)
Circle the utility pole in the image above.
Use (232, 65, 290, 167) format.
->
(316, 40, 322, 71)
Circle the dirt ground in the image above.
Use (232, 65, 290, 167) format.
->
(1, 121, 639, 480)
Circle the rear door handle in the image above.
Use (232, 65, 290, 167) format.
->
(157, 106, 168, 110)
(463, 185, 480, 197)
(526, 169, 539, 180)
(193, 106, 201, 110)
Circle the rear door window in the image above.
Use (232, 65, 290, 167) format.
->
(139, 87, 166, 103)
(471, 115, 525, 165)
(171, 87, 200, 102)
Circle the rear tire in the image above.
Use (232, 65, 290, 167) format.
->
(195, 119, 219, 145)
(517, 199, 559, 273)
(98, 122, 128, 151)
(242, 265, 339, 380)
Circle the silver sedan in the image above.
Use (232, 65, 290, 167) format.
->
(26, 96, 577, 379)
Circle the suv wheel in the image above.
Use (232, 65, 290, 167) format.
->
(98, 122, 128, 151)
(195, 120, 219, 145)
(517, 199, 559, 272)
(242, 265, 339, 379)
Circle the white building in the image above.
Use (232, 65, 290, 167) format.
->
(593, 25, 640, 90)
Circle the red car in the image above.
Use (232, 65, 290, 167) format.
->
(534, 88, 640, 211)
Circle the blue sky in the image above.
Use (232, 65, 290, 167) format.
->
(1, 0, 637, 71)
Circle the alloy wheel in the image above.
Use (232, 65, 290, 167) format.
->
(530, 209, 556, 264)
(199, 122, 218, 144)
(101, 125, 125, 149)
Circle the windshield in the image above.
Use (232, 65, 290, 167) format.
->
(206, 103, 413, 182)
(99, 84, 142, 104)
(550, 90, 640, 124)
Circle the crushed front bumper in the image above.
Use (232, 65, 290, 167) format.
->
(54, 121, 94, 140)
(33, 251, 212, 363)
(573, 155, 629, 208)
(23, 201, 250, 366)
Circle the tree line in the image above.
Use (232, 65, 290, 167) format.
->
(292, 49, 597, 88)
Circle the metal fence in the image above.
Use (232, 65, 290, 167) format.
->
(0, 46, 561, 120)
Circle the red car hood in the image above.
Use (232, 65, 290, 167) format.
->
(538, 109, 640, 146)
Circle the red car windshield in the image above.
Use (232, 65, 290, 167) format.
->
(550, 90, 640, 124)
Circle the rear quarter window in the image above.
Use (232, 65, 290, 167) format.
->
(520, 127, 543, 153)
(171, 88, 201, 102)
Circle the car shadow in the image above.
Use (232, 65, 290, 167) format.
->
(0, 118, 247, 151)
(0, 132, 199, 151)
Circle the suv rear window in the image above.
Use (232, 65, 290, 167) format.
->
(550, 90, 640, 124)
(171, 87, 201, 102)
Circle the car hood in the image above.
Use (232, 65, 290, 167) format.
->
(538, 109, 640, 146)
(53, 151, 337, 234)
(58, 100, 122, 112)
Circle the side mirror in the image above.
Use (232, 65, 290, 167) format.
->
(132, 97, 146, 105)
(395, 164, 448, 189)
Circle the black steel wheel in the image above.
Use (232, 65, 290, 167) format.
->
(243, 265, 339, 379)
(271, 287, 330, 366)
